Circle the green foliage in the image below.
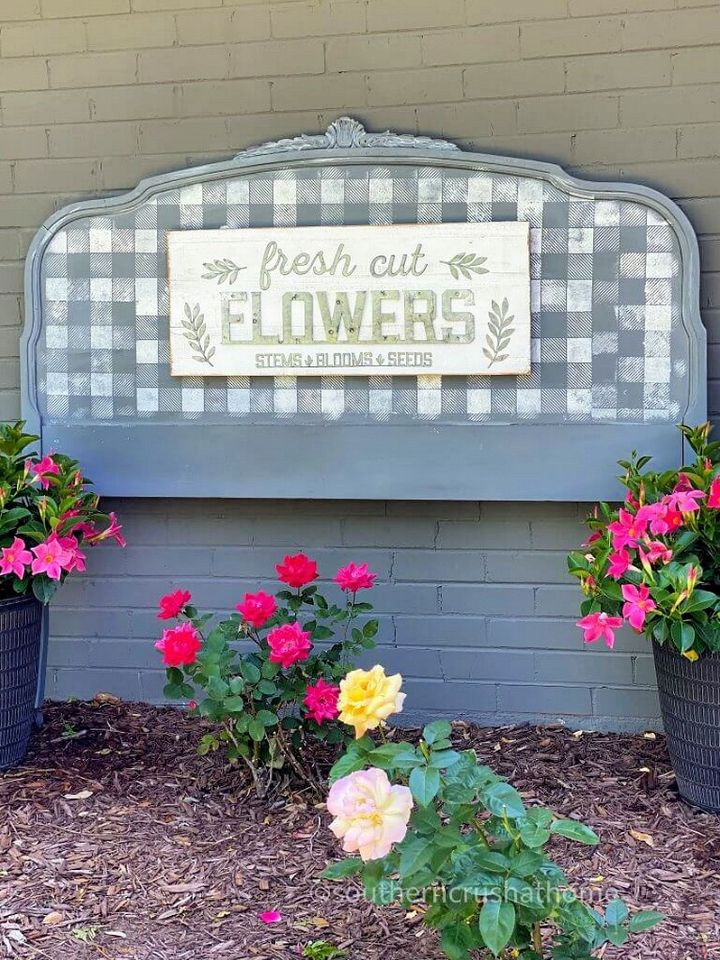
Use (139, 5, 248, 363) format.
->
(302, 941, 348, 959)
(569, 421, 720, 658)
(323, 730, 663, 960)
(0, 421, 120, 603)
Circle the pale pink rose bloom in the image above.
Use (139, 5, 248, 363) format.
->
(327, 768, 413, 862)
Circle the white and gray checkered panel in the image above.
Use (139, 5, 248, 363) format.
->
(38, 165, 684, 424)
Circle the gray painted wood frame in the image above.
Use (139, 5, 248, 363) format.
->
(21, 117, 706, 501)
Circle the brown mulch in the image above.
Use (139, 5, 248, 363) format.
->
(0, 702, 719, 960)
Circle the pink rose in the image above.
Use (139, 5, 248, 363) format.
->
(303, 678, 340, 724)
(157, 589, 192, 620)
(155, 622, 202, 667)
(327, 768, 413, 862)
(275, 553, 318, 589)
(266, 621, 312, 669)
(334, 562, 377, 593)
(236, 591, 277, 628)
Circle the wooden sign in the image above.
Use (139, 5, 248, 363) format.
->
(167, 222, 531, 377)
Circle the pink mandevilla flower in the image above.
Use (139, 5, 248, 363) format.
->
(334, 562, 378, 592)
(607, 508, 648, 551)
(707, 476, 720, 509)
(30, 539, 72, 581)
(640, 540, 673, 566)
(275, 552, 318, 589)
(29, 454, 60, 490)
(668, 488, 705, 514)
(157, 589, 192, 620)
(621, 583, 657, 632)
(266, 621, 312, 669)
(607, 549, 631, 580)
(303, 678, 340, 724)
(327, 768, 414, 862)
(236, 591, 277, 628)
(51, 534, 86, 573)
(576, 611, 624, 649)
(645, 499, 684, 535)
(0, 537, 33, 578)
(155, 622, 202, 667)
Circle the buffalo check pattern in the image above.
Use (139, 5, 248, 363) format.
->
(39, 165, 684, 424)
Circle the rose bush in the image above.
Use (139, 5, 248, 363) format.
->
(155, 554, 382, 794)
(569, 423, 720, 659)
(0, 421, 124, 603)
(323, 685, 663, 960)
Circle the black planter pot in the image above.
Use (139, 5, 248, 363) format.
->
(0, 595, 43, 769)
(653, 641, 720, 812)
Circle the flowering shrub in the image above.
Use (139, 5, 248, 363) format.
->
(0, 421, 124, 603)
(569, 423, 720, 659)
(324, 691, 663, 959)
(155, 554, 382, 793)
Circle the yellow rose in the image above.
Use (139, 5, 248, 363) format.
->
(338, 665, 405, 739)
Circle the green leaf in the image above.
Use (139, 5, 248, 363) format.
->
(222, 696, 246, 712)
(671, 619, 695, 653)
(604, 899, 629, 926)
(328, 752, 366, 784)
(427, 749, 461, 769)
(364, 876, 399, 906)
(240, 660, 262, 684)
(628, 910, 664, 933)
(440, 924, 473, 960)
(368, 743, 422, 771)
(423, 720, 452, 745)
(478, 900, 515, 956)
(321, 858, 363, 880)
(248, 717, 265, 741)
(409, 766, 441, 806)
(398, 837, 433, 879)
(256, 709, 279, 727)
(483, 781, 526, 819)
(550, 819, 599, 845)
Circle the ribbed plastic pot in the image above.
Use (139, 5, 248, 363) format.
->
(653, 641, 720, 812)
(0, 594, 43, 770)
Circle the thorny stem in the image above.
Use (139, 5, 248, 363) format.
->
(225, 721, 266, 798)
(532, 922, 543, 954)
(274, 723, 324, 797)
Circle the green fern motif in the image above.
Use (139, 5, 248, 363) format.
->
(483, 298, 515, 368)
(440, 252, 489, 280)
(201, 258, 245, 285)
(181, 302, 215, 367)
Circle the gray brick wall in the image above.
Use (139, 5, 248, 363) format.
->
(46, 499, 661, 732)
(4, 0, 717, 731)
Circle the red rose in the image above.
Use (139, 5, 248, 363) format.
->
(303, 678, 340, 724)
(267, 621, 312, 669)
(275, 553, 318, 589)
(334, 562, 377, 592)
(157, 589, 192, 620)
(155, 622, 202, 667)
(236, 591, 277, 628)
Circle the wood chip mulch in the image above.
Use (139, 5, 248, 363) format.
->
(0, 700, 719, 960)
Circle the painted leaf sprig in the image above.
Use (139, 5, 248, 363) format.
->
(201, 258, 245, 285)
(440, 252, 489, 280)
(484, 298, 515, 367)
(182, 302, 215, 366)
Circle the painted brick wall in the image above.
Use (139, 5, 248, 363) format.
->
(2, 0, 718, 729)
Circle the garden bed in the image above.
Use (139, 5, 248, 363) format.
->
(0, 700, 718, 960)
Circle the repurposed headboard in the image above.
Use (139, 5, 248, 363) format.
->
(21, 117, 705, 500)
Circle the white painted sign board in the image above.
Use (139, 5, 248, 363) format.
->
(167, 222, 531, 377)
